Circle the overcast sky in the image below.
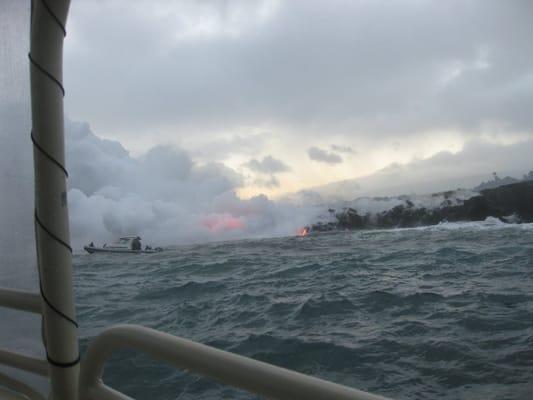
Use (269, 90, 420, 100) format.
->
(64, 0, 533, 198)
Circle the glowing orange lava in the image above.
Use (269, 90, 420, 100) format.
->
(297, 226, 310, 236)
(203, 214, 245, 232)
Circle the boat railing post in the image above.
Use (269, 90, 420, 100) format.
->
(29, 0, 78, 399)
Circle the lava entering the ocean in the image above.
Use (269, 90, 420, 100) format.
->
(203, 214, 245, 232)
(297, 226, 310, 236)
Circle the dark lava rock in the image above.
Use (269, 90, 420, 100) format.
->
(311, 181, 533, 232)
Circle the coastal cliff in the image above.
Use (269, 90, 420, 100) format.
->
(312, 181, 533, 232)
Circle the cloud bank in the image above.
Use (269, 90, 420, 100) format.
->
(63, 1, 533, 195)
(65, 0, 533, 143)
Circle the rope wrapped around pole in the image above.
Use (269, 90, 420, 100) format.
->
(29, 0, 78, 399)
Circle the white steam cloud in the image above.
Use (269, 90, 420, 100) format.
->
(66, 120, 320, 250)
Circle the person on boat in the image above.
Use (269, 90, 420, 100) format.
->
(132, 237, 141, 251)
(89, 241, 94, 247)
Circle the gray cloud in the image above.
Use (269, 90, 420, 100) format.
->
(244, 155, 290, 174)
(331, 144, 355, 154)
(65, 0, 533, 144)
(307, 147, 342, 165)
(192, 133, 268, 162)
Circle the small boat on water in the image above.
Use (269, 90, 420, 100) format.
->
(84, 236, 163, 254)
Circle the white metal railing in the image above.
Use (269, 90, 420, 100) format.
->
(0, 287, 48, 399)
(0, 372, 46, 400)
(0, 288, 390, 400)
(0, 288, 48, 379)
(80, 324, 389, 400)
(0, 288, 41, 314)
(0, 350, 48, 378)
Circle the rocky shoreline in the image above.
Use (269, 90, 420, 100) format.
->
(311, 181, 533, 232)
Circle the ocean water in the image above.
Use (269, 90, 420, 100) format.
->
(74, 219, 533, 400)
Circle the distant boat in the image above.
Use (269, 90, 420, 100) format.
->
(84, 236, 163, 254)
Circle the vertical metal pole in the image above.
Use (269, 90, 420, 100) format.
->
(29, 1, 78, 399)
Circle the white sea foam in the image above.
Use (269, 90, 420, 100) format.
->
(356, 217, 533, 236)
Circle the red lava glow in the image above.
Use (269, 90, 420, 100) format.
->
(297, 226, 310, 236)
(203, 214, 245, 232)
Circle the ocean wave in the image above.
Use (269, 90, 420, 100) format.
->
(73, 224, 533, 400)
(295, 295, 355, 319)
(135, 280, 226, 301)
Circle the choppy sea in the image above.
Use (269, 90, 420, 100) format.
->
(74, 219, 533, 400)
